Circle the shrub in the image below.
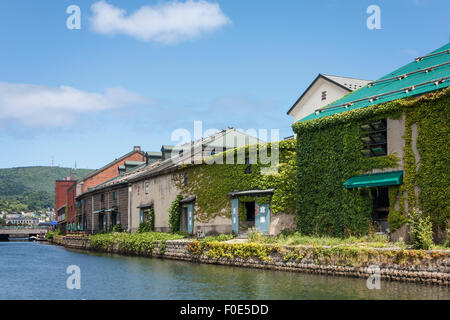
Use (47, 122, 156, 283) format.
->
(444, 229, 450, 248)
(112, 224, 123, 233)
(137, 221, 153, 233)
(408, 207, 433, 250)
(89, 231, 187, 253)
(45, 229, 61, 240)
(247, 229, 265, 243)
(202, 234, 235, 242)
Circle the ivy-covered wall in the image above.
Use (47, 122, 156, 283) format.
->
(173, 140, 297, 223)
(292, 88, 450, 239)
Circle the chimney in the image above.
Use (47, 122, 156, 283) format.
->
(133, 146, 141, 152)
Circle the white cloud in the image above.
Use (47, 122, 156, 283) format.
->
(90, 0, 231, 44)
(0, 83, 148, 126)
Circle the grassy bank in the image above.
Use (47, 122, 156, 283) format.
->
(245, 231, 449, 250)
(87, 232, 186, 254)
(51, 231, 449, 285)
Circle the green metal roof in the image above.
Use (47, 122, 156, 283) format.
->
(146, 151, 162, 157)
(299, 43, 450, 122)
(344, 171, 403, 189)
(124, 161, 145, 166)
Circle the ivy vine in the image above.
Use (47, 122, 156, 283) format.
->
(168, 195, 182, 232)
(172, 140, 297, 223)
(293, 87, 449, 238)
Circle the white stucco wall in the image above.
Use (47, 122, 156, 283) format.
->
(130, 171, 232, 234)
(130, 174, 180, 233)
(289, 78, 350, 122)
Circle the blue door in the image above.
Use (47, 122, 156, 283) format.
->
(186, 203, 194, 234)
(139, 209, 144, 224)
(231, 198, 239, 234)
(255, 201, 270, 235)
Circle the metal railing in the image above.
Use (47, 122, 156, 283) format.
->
(0, 226, 50, 230)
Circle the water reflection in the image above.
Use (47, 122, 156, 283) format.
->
(0, 242, 448, 300)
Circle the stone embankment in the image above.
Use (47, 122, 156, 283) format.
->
(52, 236, 450, 286)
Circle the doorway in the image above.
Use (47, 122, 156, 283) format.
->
(180, 207, 188, 232)
(371, 187, 389, 233)
(99, 214, 106, 233)
(240, 201, 255, 232)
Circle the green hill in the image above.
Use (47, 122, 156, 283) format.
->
(0, 166, 93, 212)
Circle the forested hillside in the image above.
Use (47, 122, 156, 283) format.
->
(0, 167, 93, 212)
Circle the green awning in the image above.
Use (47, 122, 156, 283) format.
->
(344, 171, 403, 189)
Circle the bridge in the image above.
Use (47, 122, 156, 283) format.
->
(0, 227, 49, 241)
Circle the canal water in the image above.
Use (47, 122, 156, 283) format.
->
(0, 241, 448, 300)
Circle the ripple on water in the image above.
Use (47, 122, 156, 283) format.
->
(0, 242, 448, 300)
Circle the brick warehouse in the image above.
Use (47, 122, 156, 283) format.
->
(54, 176, 76, 230)
(55, 146, 146, 233)
(78, 185, 129, 233)
(77, 161, 155, 233)
(77, 146, 145, 194)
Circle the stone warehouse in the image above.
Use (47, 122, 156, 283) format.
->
(128, 128, 296, 236)
(292, 43, 450, 241)
(72, 127, 297, 236)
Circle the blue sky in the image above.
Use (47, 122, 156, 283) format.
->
(0, 0, 449, 169)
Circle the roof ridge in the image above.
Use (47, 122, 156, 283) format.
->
(297, 42, 450, 122)
(79, 148, 144, 182)
(321, 73, 372, 82)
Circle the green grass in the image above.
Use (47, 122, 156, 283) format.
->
(246, 230, 450, 250)
(200, 234, 235, 242)
(90, 231, 186, 244)
(88, 231, 188, 253)
(85, 230, 448, 251)
(248, 230, 391, 247)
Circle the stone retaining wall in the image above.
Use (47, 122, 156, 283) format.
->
(52, 236, 450, 286)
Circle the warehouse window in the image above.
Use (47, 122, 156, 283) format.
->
(360, 119, 387, 157)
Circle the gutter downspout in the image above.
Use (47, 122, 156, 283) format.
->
(91, 195, 94, 234)
(127, 184, 132, 232)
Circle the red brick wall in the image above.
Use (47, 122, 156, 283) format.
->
(80, 152, 144, 193)
(67, 183, 77, 225)
(55, 181, 75, 219)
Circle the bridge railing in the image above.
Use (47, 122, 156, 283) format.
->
(0, 226, 50, 230)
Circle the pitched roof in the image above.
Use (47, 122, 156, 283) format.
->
(129, 128, 263, 182)
(287, 74, 371, 115)
(298, 43, 450, 122)
(79, 148, 144, 182)
(79, 160, 161, 196)
(322, 74, 371, 91)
